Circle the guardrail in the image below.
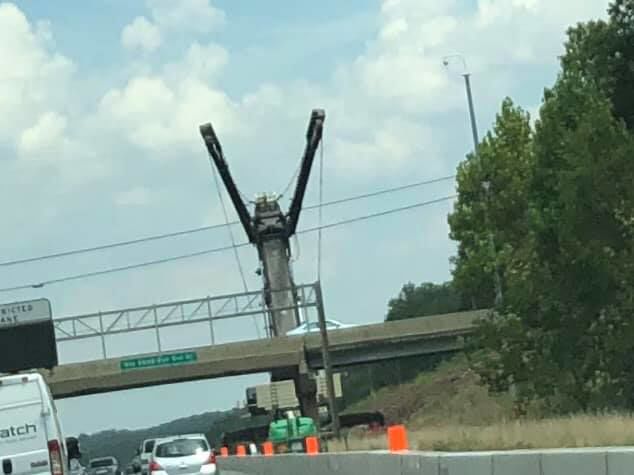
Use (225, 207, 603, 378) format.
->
(218, 447, 634, 474)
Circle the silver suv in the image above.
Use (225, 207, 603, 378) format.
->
(149, 435, 217, 475)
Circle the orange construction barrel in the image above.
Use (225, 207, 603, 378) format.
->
(262, 441, 274, 457)
(387, 425, 409, 452)
(219, 447, 229, 457)
(305, 437, 319, 455)
(236, 445, 247, 457)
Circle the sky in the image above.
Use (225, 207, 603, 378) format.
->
(0, 0, 610, 436)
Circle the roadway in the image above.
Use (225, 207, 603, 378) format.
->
(43, 310, 486, 398)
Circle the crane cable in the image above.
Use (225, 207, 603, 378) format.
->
(208, 157, 261, 338)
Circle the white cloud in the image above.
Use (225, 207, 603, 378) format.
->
(121, 16, 161, 53)
(331, 117, 437, 176)
(147, 0, 225, 33)
(115, 187, 154, 206)
(163, 42, 228, 81)
(0, 2, 74, 142)
(17, 111, 68, 156)
(120, 0, 225, 55)
(99, 75, 239, 153)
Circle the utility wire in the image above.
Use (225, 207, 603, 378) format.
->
(303, 174, 455, 211)
(0, 243, 249, 293)
(298, 195, 457, 235)
(0, 195, 456, 293)
(0, 175, 456, 268)
(0, 222, 235, 268)
(208, 157, 260, 337)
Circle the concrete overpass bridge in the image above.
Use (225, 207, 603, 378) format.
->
(43, 308, 486, 398)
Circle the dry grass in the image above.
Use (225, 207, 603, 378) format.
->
(332, 413, 634, 452)
(343, 355, 514, 427)
(334, 356, 634, 452)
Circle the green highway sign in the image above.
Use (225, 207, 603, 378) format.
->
(120, 351, 198, 371)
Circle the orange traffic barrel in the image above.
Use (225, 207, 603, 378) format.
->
(387, 425, 409, 452)
(219, 447, 229, 457)
(236, 445, 247, 457)
(305, 437, 319, 455)
(262, 441, 274, 457)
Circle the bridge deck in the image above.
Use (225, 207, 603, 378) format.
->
(42, 310, 487, 398)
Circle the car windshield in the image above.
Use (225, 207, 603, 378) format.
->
(143, 440, 155, 453)
(155, 439, 208, 458)
(90, 459, 114, 468)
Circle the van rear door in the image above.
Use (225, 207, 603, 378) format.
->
(0, 376, 51, 475)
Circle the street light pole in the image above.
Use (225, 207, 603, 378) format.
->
(463, 73, 479, 151)
(443, 55, 503, 306)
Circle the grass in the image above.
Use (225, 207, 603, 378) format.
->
(343, 355, 514, 427)
(335, 356, 634, 451)
(332, 414, 634, 452)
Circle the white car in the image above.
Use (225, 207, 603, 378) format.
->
(149, 434, 217, 475)
(286, 319, 357, 336)
(0, 373, 68, 475)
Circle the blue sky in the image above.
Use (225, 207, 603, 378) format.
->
(0, 0, 610, 436)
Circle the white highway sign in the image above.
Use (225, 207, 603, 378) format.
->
(0, 298, 52, 328)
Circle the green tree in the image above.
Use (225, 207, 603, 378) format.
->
(562, 0, 634, 130)
(475, 74, 634, 413)
(448, 98, 533, 309)
(468, 0, 634, 413)
(386, 281, 467, 321)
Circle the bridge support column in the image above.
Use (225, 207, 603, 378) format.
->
(295, 370, 319, 422)
(271, 359, 319, 422)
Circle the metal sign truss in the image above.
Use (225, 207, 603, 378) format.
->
(53, 283, 319, 359)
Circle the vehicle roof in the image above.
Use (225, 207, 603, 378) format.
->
(153, 434, 208, 445)
(0, 372, 45, 383)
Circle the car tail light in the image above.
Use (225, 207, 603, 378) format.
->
(48, 440, 64, 475)
(205, 451, 216, 465)
(148, 461, 162, 474)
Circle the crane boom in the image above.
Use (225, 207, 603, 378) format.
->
(199, 123, 256, 243)
(286, 109, 325, 236)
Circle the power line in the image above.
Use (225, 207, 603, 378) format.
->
(0, 243, 249, 293)
(298, 195, 457, 235)
(0, 174, 456, 268)
(303, 174, 455, 211)
(0, 222, 234, 268)
(0, 195, 456, 293)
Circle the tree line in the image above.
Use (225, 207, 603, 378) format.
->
(386, 0, 634, 415)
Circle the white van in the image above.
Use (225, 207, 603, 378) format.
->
(0, 373, 68, 475)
